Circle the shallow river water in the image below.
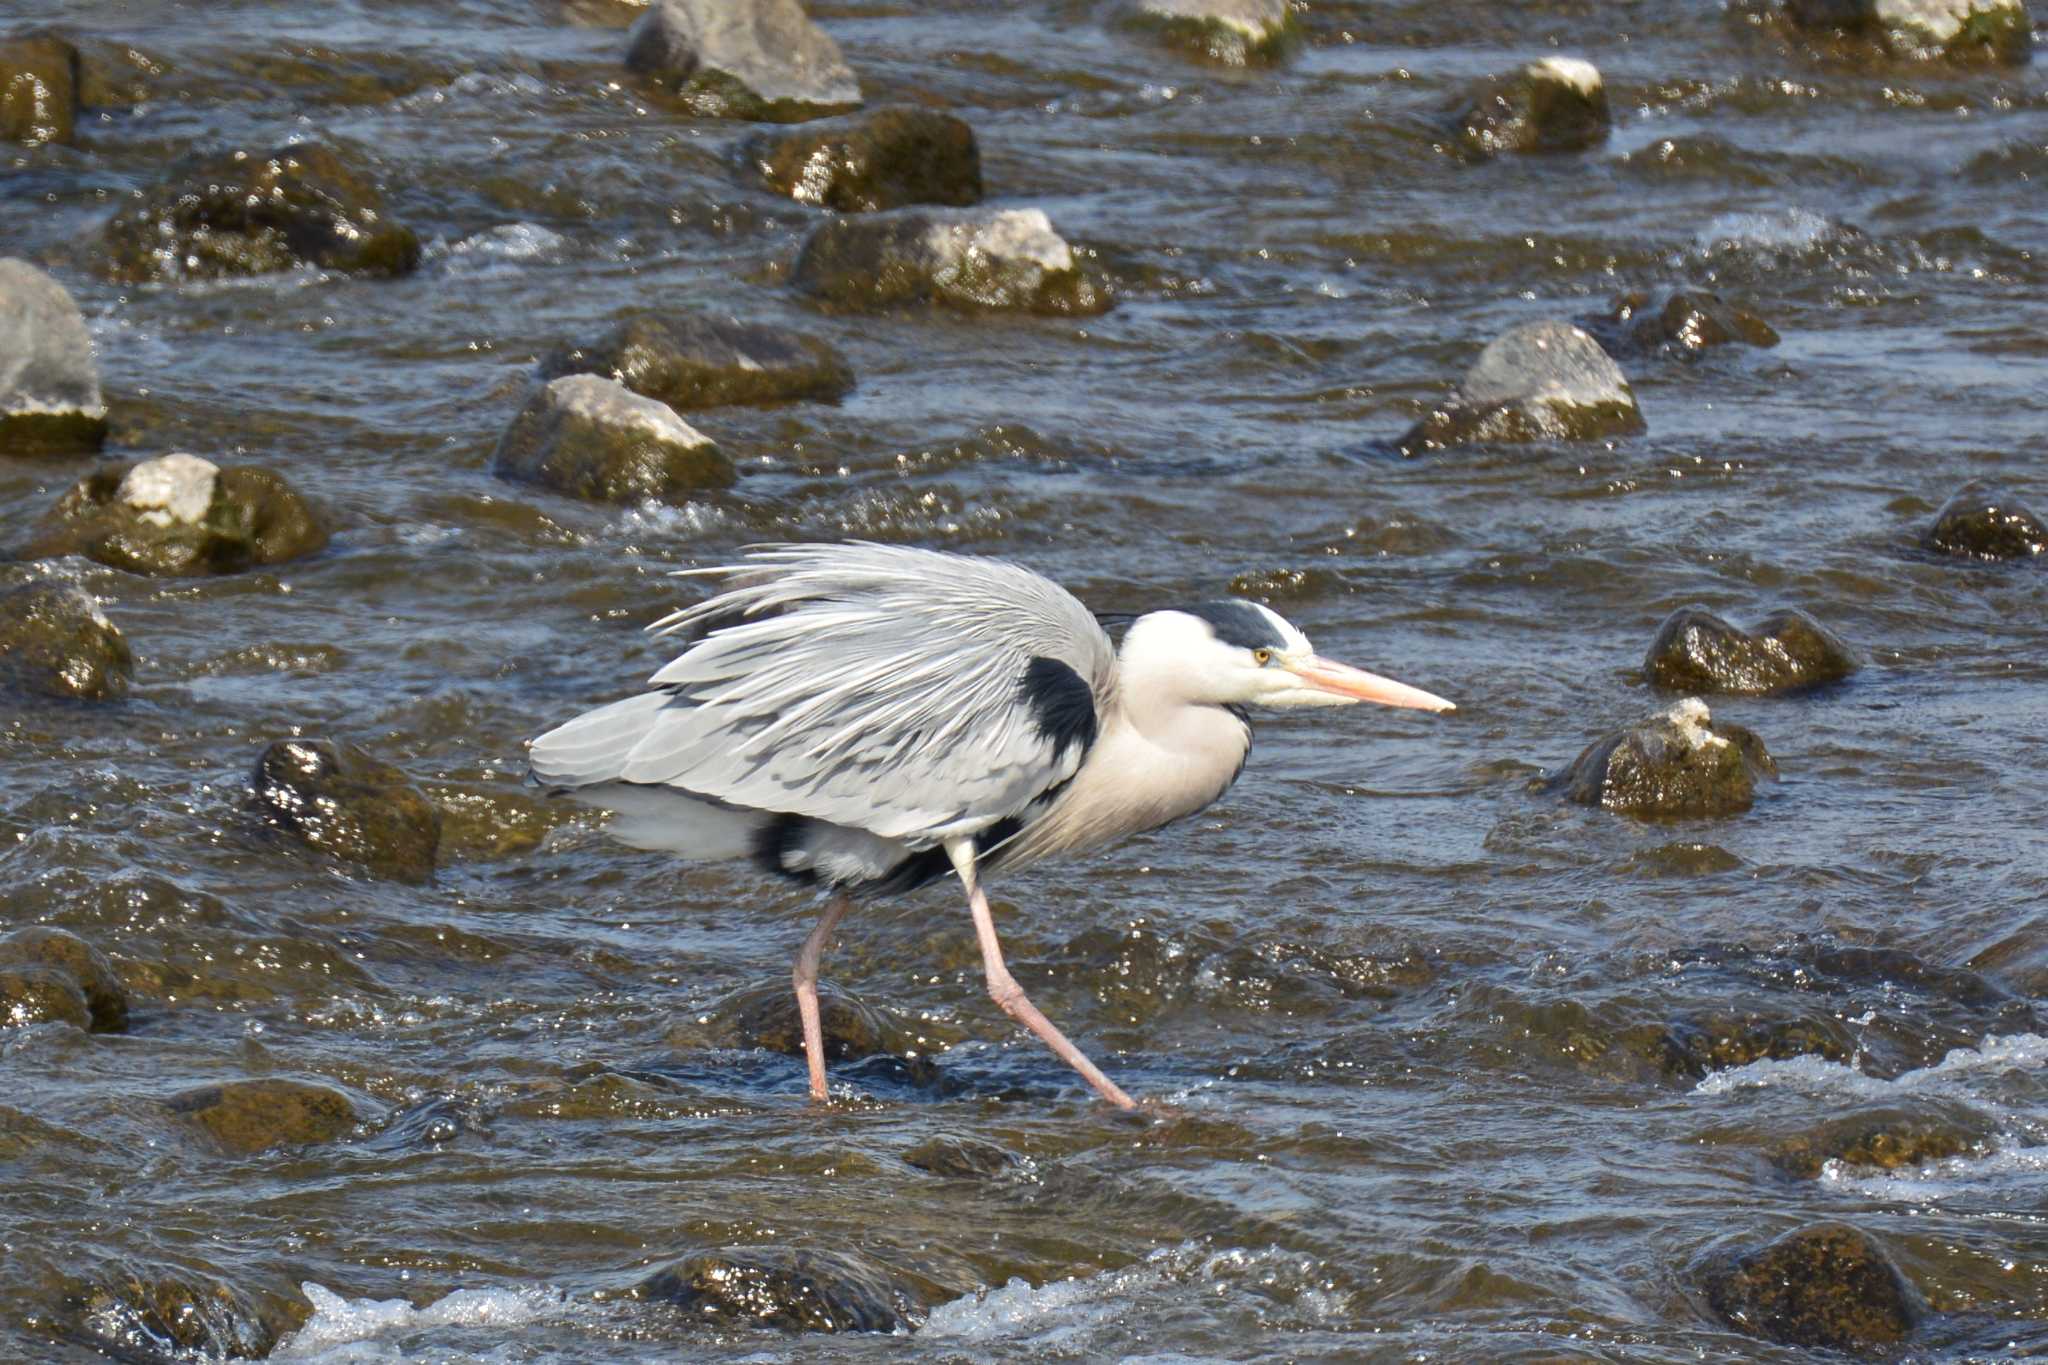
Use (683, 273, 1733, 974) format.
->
(3, 0, 2047, 1360)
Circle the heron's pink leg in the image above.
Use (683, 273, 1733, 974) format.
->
(963, 879, 1137, 1111)
(793, 893, 852, 1103)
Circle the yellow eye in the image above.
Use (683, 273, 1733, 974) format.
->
(1252, 648, 1272, 665)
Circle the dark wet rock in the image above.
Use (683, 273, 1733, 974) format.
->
(1656, 1011, 1857, 1080)
(0, 258, 109, 455)
(0, 32, 79, 145)
(792, 208, 1111, 315)
(636, 1245, 919, 1332)
(1399, 320, 1643, 453)
(169, 1078, 360, 1154)
(0, 966, 91, 1030)
(1771, 1101, 1996, 1177)
(625, 0, 860, 122)
(1545, 698, 1777, 819)
(904, 1135, 1021, 1179)
(1923, 480, 2046, 561)
(742, 106, 981, 212)
(0, 582, 133, 702)
(0, 928, 128, 1032)
(1603, 289, 1780, 354)
(543, 315, 852, 410)
(71, 1263, 309, 1359)
(71, 36, 173, 109)
(1702, 1223, 1922, 1351)
(1644, 606, 1857, 696)
(493, 374, 735, 503)
(98, 141, 421, 283)
(251, 738, 443, 883)
(1118, 0, 1298, 65)
(1457, 57, 1610, 156)
(19, 453, 328, 577)
(1785, 0, 2032, 64)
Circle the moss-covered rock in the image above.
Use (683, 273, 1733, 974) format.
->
(1771, 1102, 1996, 1177)
(494, 374, 735, 503)
(0, 581, 132, 702)
(1457, 57, 1610, 157)
(0, 966, 91, 1030)
(0, 927, 128, 1032)
(543, 315, 852, 410)
(1702, 1223, 1922, 1351)
(1923, 480, 2046, 561)
(251, 738, 443, 883)
(1400, 320, 1643, 453)
(0, 32, 79, 146)
(168, 1078, 360, 1154)
(1544, 698, 1777, 819)
(792, 207, 1112, 315)
(625, 0, 860, 122)
(1603, 289, 1780, 355)
(743, 106, 981, 212)
(0, 258, 108, 455)
(19, 453, 328, 576)
(1118, 0, 1298, 65)
(1785, 0, 2032, 64)
(98, 141, 421, 283)
(1656, 1011, 1856, 1080)
(636, 1246, 919, 1333)
(1644, 606, 1857, 696)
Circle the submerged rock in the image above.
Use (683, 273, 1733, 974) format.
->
(1644, 606, 1857, 696)
(792, 207, 1111, 315)
(1785, 0, 2032, 64)
(1119, 0, 1297, 65)
(71, 1263, 309, 1360)
(637, 1245, 919, 1332)
(743, 106, 981, 212)
(1657, 1011, 1856, 1079)
(494, 374, 735, 503)
(903, 1135, 1020, 1179)
(20, 453, 327, 576)
(0, 927, 128, 1031)
(0, 581, 132, 701)
(1923, 480, 2047, 561)
(543, 315, 852, 410)
(1545, 698, 1777, 818)
(1604, 289, 1780, 355)
(169, 1078, 360, 1154)
(0, 966, 90, 1029)
(251, 738, 443, 883)
(1771, 1101, 1996, 1177)
(1400, 320, 1643, 453)
(1702, 1223, 1922, 1351)
(98, 141, 421, 282)
(0, 259, 108, 454)
(0, 32, 79, 145)
(625, 0, 860, 121)
(1457, 57, 1610, 156)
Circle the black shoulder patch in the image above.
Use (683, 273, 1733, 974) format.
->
(749, 813, 820, 886)
(1184, 600, 1289, 652)
(1018, 656, 1099, 761)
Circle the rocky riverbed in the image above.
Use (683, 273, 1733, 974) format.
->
(2, 0, 2045, 1359)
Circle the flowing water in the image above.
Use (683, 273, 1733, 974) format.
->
(3, 0, 2046, 1359)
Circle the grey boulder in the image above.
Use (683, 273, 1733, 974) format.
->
(0, 259, 108, 454)
(543, 314, 852, 410)
(493, 375, 736, 503)
(626, 0, 860, 122)
(0, 581, 133, 701)
(1543, 698, 1777, 819)
(791, 207, 1111, 315)
(1786, 0, 2032, 63)
(1401, 320, 1644, 453)
(1119, 0, 1297, 65)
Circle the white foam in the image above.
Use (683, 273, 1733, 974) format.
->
(431, 223, 568, 272)
(1694, 1032, 2048, 1099)
(1694, 207, 1838, 253)
(273, 1282, 557, 1361)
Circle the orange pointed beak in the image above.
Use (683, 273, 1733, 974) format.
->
(1287, 656, 1456, 712)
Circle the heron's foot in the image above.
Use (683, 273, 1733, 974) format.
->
(1132, 1094, 1184, 1121)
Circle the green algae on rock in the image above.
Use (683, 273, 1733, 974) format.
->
(1400, 320, 1643, 453)
(1456, 57, 1610, 157)
(0, 32, 79, 146)
(494, 374, 736, 503)
(0, 965, 91, 1030)
(1770, 1101, 1996, 1178)
(1784, 0, 2033, 63)
(543, 314, 852, 410)
(636, 1245, 922, 1333)
(1544, 698, 1777, 818)
(0, 258, 109, 455)
(792, 208, 1112, 315)
(0, 927, 128, 1032)
(1923, 480, 2047, 561)
(1118, 0, 1298, 65)
(168, 1078, 361, 1155)
(98, 141, 421, 282)
(1644, 606, 1857, 696)
(251, 738, 444, 883)
(625, 0, 860, 122)
(0, 581, 133, 702)
(1701, 1223, 1923, 1351)
(743, 106, 981, 212)
(20, 453, 327, 577)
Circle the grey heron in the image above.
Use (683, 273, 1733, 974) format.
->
(530, 542, 1453, 1110)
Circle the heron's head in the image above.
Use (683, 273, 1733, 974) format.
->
(1123, 601, 1454, 713)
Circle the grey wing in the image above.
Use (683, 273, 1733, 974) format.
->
(529, 543, 1115, 845)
